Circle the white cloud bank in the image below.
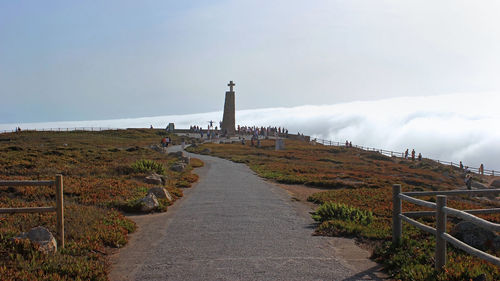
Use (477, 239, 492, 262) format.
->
(1, 93, 499, 169)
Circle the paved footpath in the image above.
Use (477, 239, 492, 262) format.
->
(110, 146, 382, 281)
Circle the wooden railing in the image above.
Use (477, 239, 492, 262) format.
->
(392, 184, 500, 269)
(0, 127, 119, 134)
(314, 138, 499, 176)
(0, 175, 65, 249)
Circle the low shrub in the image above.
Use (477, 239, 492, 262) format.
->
(311, 202, 373, 225)
(131, 159, 165, 174)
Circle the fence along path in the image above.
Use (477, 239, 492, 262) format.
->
(315, 138, 499, 176)
(0, 175, 65, 249)
(392, 184, 500, 270)
(0, 127, 119, 134)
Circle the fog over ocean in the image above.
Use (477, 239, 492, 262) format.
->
(2, 93, 499, 170)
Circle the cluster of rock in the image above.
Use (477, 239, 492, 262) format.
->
(169, 151, 190, 172)
(139, 173, 173, 212)
(150, 144, 167, 153)
(13, 226, 57, 254)
(144, 173, 167, 185)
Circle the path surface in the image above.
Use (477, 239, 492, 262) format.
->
(110, 146, 384, 281)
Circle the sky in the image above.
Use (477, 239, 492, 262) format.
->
(1, 0, 500, 123)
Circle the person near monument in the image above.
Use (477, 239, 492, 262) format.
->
(161, 137, 167, 148)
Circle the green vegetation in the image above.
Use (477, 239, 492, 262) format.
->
(312, 202, 373, 225)
(0, 129, 202, 280)
(131, 159, 166, 174)
(187, 139, 499, 280)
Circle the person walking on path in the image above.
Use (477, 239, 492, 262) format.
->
(460, 161, 463, 169)
(418, 153, 422, 161)
(465, 174, 473, 190)
(404, 149, 409, 159)
(411, 149, 415, 161)
(480, 164, 484, 175)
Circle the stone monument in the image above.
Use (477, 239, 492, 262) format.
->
(221, 81, 236, 136)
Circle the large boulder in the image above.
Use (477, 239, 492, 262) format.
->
(145, 173, 163, 185)
(490, 179, 500, 188)
(201, 148, 211, 154)
(451, 221, 500, 251)
(140, 193, 159, 212)
(170, 163, 186, 172)
(168, 151, 185, 158)
(168, 151, 190, 164)
(148, 187, 173, 201)
(14, 226, 57, 254)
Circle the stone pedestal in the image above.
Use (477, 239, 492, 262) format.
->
(275, 139, 285, 150)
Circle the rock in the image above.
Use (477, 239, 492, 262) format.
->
(201, 148, 211, 154)
(126, 146, 140, 152)
(145, 173, 163, 185)
(168, 151, 185, 158)
(180, 156, 190, 164)
(140, 193, 159, 212)
(159, 175, 168, 184)
(148, 187, 173, 201)
(14, 226, 57, 254)
(451, 221, 500, 251)
(169, 151, 190, 163)
(170, 163, 186, 172)
(490, 179, 500, 188)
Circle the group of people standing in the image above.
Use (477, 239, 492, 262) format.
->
(404, 149, 422, 161)
(160, 136, 171, 148)
(237, 125, 288, 138)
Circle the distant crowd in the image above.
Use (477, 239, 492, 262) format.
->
(237, 125, 288, 138)
(188, 124, 290, 139)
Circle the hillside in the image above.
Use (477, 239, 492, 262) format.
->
(0, 129, 201, 280)
(187, 139, 500, 280)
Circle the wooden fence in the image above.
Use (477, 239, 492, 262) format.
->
(392, 184, 500, 269)
(314, 138, 499, 176)
(0, 175, 64, 249)
(0, 127, 119, 134)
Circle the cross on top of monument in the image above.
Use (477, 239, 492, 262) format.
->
(228, 80, 235, 92)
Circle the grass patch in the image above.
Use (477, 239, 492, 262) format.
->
(0, 129, 199, 280)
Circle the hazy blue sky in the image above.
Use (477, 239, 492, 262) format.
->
(1, 0, 500, 123)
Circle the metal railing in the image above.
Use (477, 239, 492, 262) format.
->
(314, 138, 499, 176)
(0, 175, 65, 249)
(392, 184, 500, 269)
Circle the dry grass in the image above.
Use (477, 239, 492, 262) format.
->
(0, 129, 201, 280)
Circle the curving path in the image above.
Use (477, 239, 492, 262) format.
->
(110, 146, 383, 281)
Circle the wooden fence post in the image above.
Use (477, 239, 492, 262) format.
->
(55, 174, 64, 249)
(436, 195, 447, 270)
(392, 184, 402, 244)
